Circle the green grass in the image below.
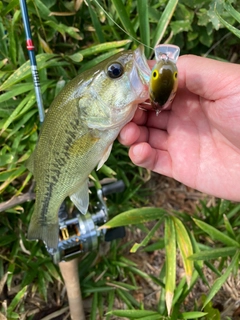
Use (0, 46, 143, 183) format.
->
(0, 0, 240, 319)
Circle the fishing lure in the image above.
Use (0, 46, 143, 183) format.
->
(149, 45, 180, 115)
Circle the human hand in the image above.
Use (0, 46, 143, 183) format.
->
(119, 55, 240, 201)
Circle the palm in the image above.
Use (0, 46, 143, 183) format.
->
(119, 55, 240, 201)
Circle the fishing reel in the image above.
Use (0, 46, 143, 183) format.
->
(50, 180, 126, 264)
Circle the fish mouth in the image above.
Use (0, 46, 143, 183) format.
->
(134, 45, 151, 85)
(131, 45, 151, 99)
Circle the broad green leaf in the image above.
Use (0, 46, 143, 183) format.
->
(202, 251, 239, 309)
(193, 218, 239, 247)
(152, 0, 178, 47)
(189, 247, 237, 261)
(165, 217, 176, 316)
(130, 219, 163, 253)
(101, 207, 166, 229)
(173, 217, 193, 287)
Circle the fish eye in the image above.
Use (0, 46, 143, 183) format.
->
(174, 72, 178, 79)
(107, 62, 124, 79)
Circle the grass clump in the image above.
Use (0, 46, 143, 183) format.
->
(0, 0, 240, 319)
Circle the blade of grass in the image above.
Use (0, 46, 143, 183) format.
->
(0, 54, 58, 91)
(137, 0, 150, 57)
(87, 0, 105, 43)
(193, 218, 239, 247)
(100, 207, 166, 229)
(152, 0, 178, 47)
(173, 217, 193, 287)
(130, 219, 163, 253)
(182, 312, 208, 319)
(188, 247, 237, 261)
(79, 39, 131, 57)
(224, 0, 240, 23)
(214, 2, 240, 39)
(165, 217, 176, 316)
(111, 0, 137, 40)
(90, 292, 98, 320)
(7, 286, 27, 315)
(106, 310, 160, 319)
(202, 251, 239, 309)
(106, 290, 115, 320)
(223, 214, 236, 239)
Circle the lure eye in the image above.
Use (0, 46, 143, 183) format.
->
(152, 70, 159, 80)
(107, 62, 124, 79)
(174, 72, 178, 79)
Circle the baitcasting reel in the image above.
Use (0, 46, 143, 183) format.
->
(49, 180, 126, 264)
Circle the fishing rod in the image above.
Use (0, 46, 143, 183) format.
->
(19, 0, 45, 124)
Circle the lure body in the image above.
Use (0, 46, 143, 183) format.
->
(149, 45, 180, 115)
(27, 46, 150, 251)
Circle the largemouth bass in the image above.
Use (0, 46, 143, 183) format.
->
(27, 46, 150, 251)
(149, 45, 180, 115)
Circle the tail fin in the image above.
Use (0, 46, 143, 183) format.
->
(28, 220, 59, 250)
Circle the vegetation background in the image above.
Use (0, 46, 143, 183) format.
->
(0, 0, 240, 319)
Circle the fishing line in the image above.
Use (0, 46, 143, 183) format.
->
(92, 0, 154, 50)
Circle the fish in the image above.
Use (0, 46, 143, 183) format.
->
(27, 46, 151, 251)
(149, 44, 180, 115)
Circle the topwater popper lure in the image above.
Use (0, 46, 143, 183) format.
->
(149, 44, 180, 115)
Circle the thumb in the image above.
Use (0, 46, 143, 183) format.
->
(177, 55, 240, 100)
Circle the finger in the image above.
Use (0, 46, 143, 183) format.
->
(129, 142, 172, 176)
(118, 122, 141, 146)
(132, 108, 148, 125)
(177, 55, 240, 100)
(146, 110, 170, 131)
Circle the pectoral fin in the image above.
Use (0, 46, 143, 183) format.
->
(96, 143, 113, 170)
(70, 179, 89, 214)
